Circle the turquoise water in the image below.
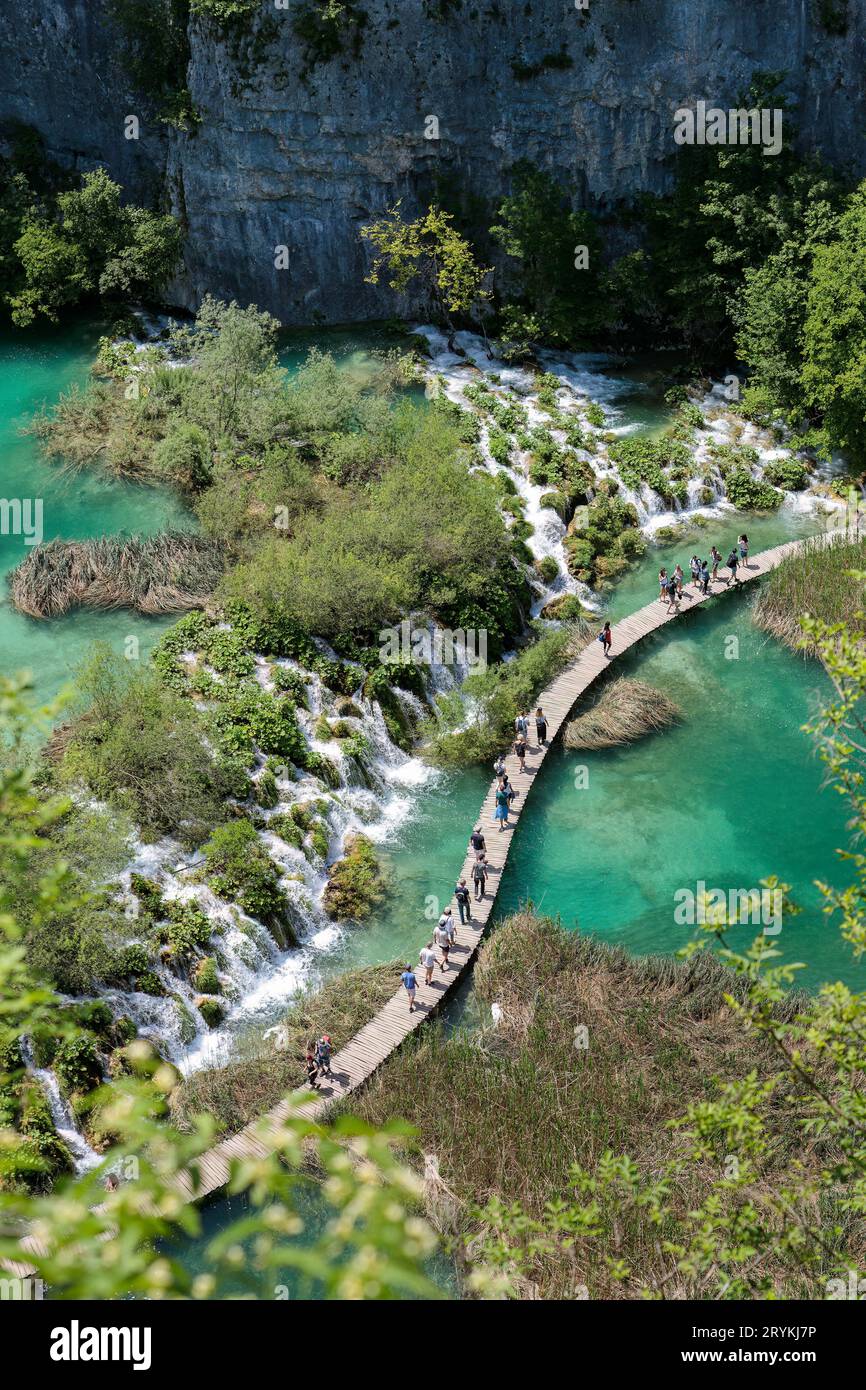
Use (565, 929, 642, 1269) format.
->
(0, 321, 191, 707)
(158, 1184, 455, 1301)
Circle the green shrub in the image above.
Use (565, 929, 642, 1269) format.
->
(256, 768, 279, 809)
(54, 1035, 102, 1095)
(724, 468, 782, 510)
(761, 457, 809, 490)
(202, 820, 297, 946)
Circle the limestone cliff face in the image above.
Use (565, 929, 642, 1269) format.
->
(3, 0, 865, 323)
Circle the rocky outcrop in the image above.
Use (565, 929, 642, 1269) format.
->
(3, 0, 866, 323)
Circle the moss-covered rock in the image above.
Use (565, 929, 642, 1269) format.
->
(322, 834, 386, 922)
(197, 996, 226, 1029)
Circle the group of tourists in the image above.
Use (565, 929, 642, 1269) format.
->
(399, 826, 495, 1010)
(659, 534, 751, 613)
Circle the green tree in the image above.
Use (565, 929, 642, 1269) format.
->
(361, 203, 491, 346)
(801, 183, 866, 466)
(490, 162, 605, 354)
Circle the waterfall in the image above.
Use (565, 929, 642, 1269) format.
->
(20, 1038, 102, 1174)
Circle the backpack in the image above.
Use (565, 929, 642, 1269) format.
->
(597, 629, 606, 642)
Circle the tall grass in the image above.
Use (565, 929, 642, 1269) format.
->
(753, 531, 866, 654)
(563, 677, 682, 749)
(9, 532, 225, 619)
(346, 911, 836, 1299)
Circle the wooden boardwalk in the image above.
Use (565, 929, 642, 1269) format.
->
(173, 527, 847, 1203)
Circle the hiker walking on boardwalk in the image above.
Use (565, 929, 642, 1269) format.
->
(434, 914, 452, 970)
(699, 558, 710, 595)
(493, 753, 506, 779)
(514, 710, 529, 743)
(494, 781, 511, 830)
(665, 571, 680, 613)
(535, 706, 548, 745)
(514, 732, 527, 772)
(738, 533, 749, 568)
(470, 827, 486, 858)
(674, 563, 685, 597)
(658, 566, 668, 601)
(401, 964, 418, 1011)
(710, 545, 722, 582)
(419, 941, 437, 986)
(689, 555, 701, 588)
(726, 545, 740, 584)
(305, 1042, 320, 1091)
(599, 620, 613, 656)
(455, 878, 472, 923)
(472, 855, 488, 900)
(316, 1035, 333, 1080)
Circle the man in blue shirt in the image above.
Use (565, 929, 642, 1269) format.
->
(401, 964, 417, 1012)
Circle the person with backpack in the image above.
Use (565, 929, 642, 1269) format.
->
(666, 571, 680, 613)
(455, 878, 472, 923)
(472, 856, 488, 901)
(598, 621, 613, 657)
(699, 558, 710, 595)
(514, 711, 529, 742)
(727, 546, 739, 584)
(316, 1035, 333, 1080)
(493, 754, 506, 780)
(400, 964, 418, 1011)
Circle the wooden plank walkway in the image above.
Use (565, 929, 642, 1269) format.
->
(167, 527, 846, 1203)
(5, 527, 848, 1273)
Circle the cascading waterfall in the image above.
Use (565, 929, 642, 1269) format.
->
(19, 1038, 102, 1174)
(416, 327, 846, 554)
(90, 654, 443, 1078)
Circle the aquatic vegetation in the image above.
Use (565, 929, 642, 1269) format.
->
(563, 677, 683, 750)
(322, 833, 385, 921)
(8, 532, 224, 620)
(752, 532, 866, 653)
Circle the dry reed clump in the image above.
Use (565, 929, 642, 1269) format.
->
(171, 960, 403, 1136)
(8, 532, 225, 619)
(752, 531, 866, 655)
(347, 911, 840, 1299)
(563, 677, 683, 750)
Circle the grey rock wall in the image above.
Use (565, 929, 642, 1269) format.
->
(3, 0, 865, 323)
